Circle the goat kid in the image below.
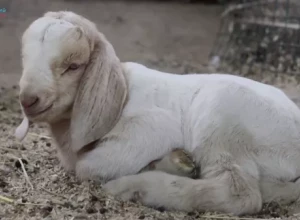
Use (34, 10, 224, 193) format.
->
(16, 11, 300, 215)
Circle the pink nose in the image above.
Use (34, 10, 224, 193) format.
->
(20, 95, 39, 109)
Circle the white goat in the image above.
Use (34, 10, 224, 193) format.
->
(15, 11, 300, 216)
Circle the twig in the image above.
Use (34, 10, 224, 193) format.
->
(0, 146, 22, 153)
(0, 195, 14, 203)
(18, 158, 34, 190)
(28, 132, 52, 140)
(16, 202, 48, 206)
(0, 194, 63, 207)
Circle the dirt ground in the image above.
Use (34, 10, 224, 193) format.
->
(2, 0, 300, 219)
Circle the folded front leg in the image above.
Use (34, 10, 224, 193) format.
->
(104, 156, 263, 215)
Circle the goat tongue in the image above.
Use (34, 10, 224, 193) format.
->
(15, 116, 29, 141)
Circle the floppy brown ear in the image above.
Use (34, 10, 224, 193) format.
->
(70, 35, 128, 152)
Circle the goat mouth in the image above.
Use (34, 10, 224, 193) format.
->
(26, 104, 53, 117)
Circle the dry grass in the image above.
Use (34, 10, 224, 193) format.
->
(1, 83, 300, 220)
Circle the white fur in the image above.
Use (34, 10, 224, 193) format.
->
(17, 11, 300, 216)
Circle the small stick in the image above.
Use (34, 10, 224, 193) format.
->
(0, 194, 63, 207)
(16, 202, 48, 206)
(28, 132, 52, 140)
(0, 146, 22, 152)
(18, 158, 34, 190)
(0, 195, 14, 203)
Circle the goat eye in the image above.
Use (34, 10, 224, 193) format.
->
(68, 63, 79, 70)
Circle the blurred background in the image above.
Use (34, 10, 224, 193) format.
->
(0, 0, 222, 85)
(1, 0, 300, 89)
